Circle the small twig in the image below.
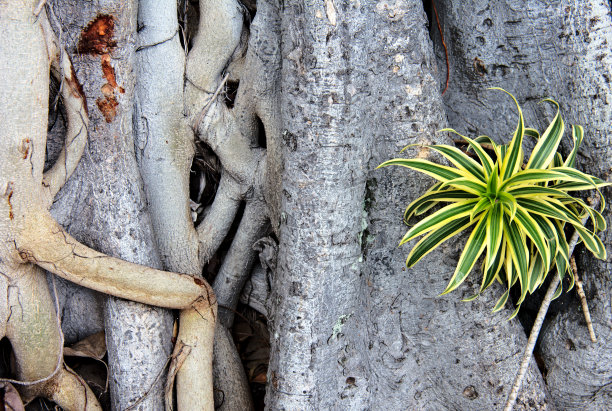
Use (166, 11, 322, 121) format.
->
(504, 196, 600, 411)
(164, 341, 192, 411)
(571, 255, 597, 343)
(431, 0, 449, 95)
(125, 356, 172, 411)
(192, 73, 230, 131)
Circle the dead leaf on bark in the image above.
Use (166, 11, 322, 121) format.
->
(63, 331, 106, 360)
(0, 382, 25, 411)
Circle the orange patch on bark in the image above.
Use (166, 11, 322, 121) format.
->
(67, 62, 88, 115)
(7, 190, 13, 220)
(78, 15, 116, 55)
(100, 54, 118, 88)
(96, 96, 119, 123)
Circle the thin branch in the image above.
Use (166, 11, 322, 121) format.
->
(431, 0, 449, 95)
(192, 73, 229, 131)
(571, 256, 597, 343)
(504, 196, 600, 411)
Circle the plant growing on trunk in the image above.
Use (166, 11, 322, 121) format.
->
(380, 89, 609, 316)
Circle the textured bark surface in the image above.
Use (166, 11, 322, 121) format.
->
(270, 0, 549, 409)
(48, 1, 172, 409)
(435, 1, 612, 408)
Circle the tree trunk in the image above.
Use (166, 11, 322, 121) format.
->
(434, 1, 612, 408)
(48, 1, 173, 409)
(270, 1, 549, 409)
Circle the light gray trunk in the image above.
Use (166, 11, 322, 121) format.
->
(270, 0, 549, 409)
(435, 1, 612, 408)
(48, 1, 172, 409)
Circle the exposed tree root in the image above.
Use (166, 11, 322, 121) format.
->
(1, 2, 218, 408)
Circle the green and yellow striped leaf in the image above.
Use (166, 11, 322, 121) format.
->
(440, 177, 487, 195)
(524, 128, 540, 140)
(470, 197, 492, 221)
(441, 129, 495, 177)
(563, 125, 584, 168)
(405, 217, 474, 267)
(493, 88, 525, 180)
(528, 253, 545, 294)
(428, 144, 486, 181)
(403, 189, 475, 222)
(503, 215, 529, 303)
(441, 215, 488, 295)
(514, 205, 551, 268)
(492, 289, 510, 313)
(497, 191, 518, 222)
(400, 200, 478, 245)
(518, 198, 606, 259)
(378, 158, 464, 182)
(481, 241, 506, 292)
(485, 202, 504, 270)
(526, 99, 564, 170)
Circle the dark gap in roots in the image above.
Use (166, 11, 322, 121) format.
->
(178, 0, 199, 52)
(239, 0, 257, 20)
(422, 0, 433, 32)
(0, 338, 13, 379)
(224, 80, 240, 109)
(232, 304, 269, 411)
(190, 141, 222, 225)
(45, 73, 67, 172)
(256, 116, 266, 149)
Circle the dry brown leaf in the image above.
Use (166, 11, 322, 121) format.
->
(0, 382, 25, 411)
(63, 331, 106, 360)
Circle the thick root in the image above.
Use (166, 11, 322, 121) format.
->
(173, 300, 217, 411)
(18, 211, 211, 309)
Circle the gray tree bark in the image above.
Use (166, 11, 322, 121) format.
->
(48, 1, 172, 409)
(434, 1, 612, 409)
(270, 0, 550, 409)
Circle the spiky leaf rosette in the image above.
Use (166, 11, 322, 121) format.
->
(379, 89, 609, 316)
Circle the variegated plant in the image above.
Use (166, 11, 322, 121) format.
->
(380, 89, 609, 317)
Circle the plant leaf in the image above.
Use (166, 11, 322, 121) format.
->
(404, 188, 475, 222)
(526, 99, 564, 170)
(427, 144, 486, 181)
(400, 200, 478, 244)
(503, 214, 529, 303)
(485, 202, 504, 270)
(441, 215, 488, 295)
(493, 88, 525, 181)
(563, 125, 584, 168)
(481, 240, 506, 292)
(514, 205, 551, 272)
(492, 289, 510, 312)
(441, 129, 495, 177)
(470, 197, 492, 221)
(378, 158, 463, 182)
(405, 217, 474, 267)
(440, 177, 487, 196)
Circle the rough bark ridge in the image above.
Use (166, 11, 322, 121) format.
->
(434, 1, 612, 408)
(271, 0, 548, 409)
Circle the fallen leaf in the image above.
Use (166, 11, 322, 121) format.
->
(0, 382, 25, 411)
